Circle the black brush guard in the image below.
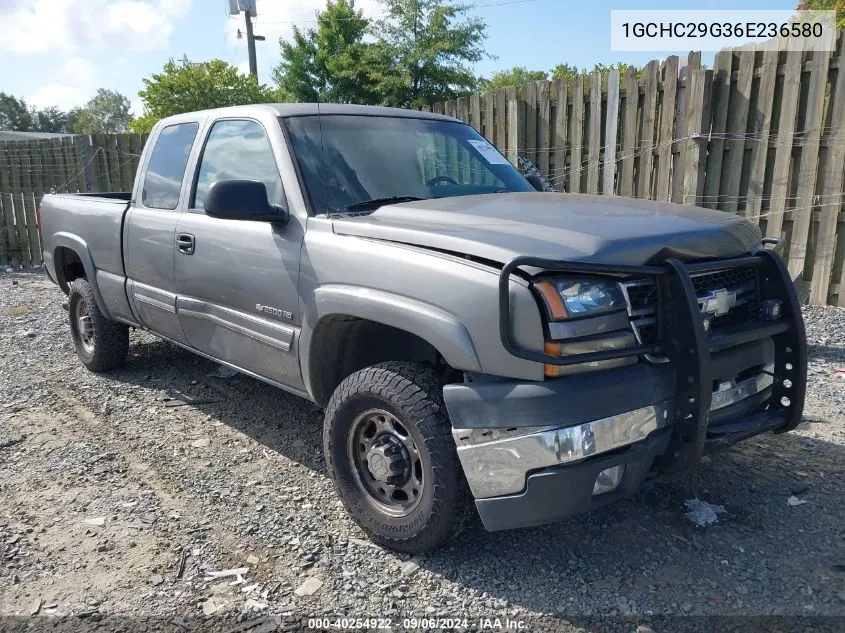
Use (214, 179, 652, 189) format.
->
(498, 250, 807, 472)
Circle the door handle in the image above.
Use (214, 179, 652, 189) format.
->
(176, 233, 195, 255)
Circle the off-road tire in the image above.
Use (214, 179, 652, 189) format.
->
(323, 361, 471, 553)
(68, 279, 129, 372)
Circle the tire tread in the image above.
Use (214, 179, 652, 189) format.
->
(68, 279, 129, 372)
(323, 361, 471, 553)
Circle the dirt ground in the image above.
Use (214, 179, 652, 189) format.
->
(1, 270, 844, 633)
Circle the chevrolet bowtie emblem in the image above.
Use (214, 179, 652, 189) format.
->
(699, 287, 737, 317)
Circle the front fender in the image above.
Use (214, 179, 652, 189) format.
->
(300, 284, 482, 393)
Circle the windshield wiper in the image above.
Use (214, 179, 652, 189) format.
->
(342, 196, 430, 213)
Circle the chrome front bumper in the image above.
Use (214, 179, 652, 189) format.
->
(453, 369, 774, 499)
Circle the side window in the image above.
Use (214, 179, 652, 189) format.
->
(192, 119, 284, 210)
(141, 123, 198, 210)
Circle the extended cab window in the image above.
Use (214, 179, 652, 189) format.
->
(192, 119, 284, 210)
(141, 122, 198, 210)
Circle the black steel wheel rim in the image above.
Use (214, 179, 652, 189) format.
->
(346, 408, 424, 517)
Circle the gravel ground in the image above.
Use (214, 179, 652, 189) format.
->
(1, 270, 844, 633)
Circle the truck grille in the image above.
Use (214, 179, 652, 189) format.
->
(622, 265, 760, 347)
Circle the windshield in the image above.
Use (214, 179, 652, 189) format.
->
(283, 114, 533, 213)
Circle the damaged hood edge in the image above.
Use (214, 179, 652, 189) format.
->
(331, 192, 763, 268)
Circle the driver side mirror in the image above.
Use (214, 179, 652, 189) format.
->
(204, 179, 289, 225)
(525, 174, 545, 192)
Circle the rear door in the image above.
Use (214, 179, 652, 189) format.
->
(124, 121, 199, 344)
(174, 117, 305, 389)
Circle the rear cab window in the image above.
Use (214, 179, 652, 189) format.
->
(141, 122, 199, 210)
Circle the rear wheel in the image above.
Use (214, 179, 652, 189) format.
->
(68, 279, 129, 372)
(323, 361, 471, 553)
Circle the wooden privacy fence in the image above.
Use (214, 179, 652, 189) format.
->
(0, 133, 147, 268)
(3, 36, 845, 306)
(423, 36, 845, 307)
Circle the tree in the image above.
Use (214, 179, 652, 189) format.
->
(551, 62, 633, 81)
(72, 89, 131, 133)
(477, 62, 638, 94)
(373, 0, 488, 108)
(0, 92, 33, 131)
(480, 67, 547, 91)
(130, 59, 284, 133)
(797, 1, 845, 27)
(32, 106, 69, 133)
(550, 63, 580, 81)
(273, 0, 380, 104)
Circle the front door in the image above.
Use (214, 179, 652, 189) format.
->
(174, 118, 304, 389)
(124, 122, 199, 344)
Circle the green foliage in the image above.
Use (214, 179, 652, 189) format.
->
(0, 92, 90, 133)
(797, 1, 845, 27)
(72, 89, 132, 134)
(131, 59, 284, 133)
(374, 0, 488, 107)
(273, 0, 380, 104)
(0, 92, 34, 131)
(476, 62, 640, 95)
(551, 62, 635, 81)
(549, 63, 579, 81)
(480, 67, 548, 91)
(31, 106, 70, 133)
(273, 0, 487, 107)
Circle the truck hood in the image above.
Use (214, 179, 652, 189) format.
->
(331, 192, 762, 266)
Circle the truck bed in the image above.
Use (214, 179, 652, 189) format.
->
(40, 192, 132, 317)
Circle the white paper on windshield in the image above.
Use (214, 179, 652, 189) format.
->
(467, 140, 510, 165)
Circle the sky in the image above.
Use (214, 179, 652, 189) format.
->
(0, 0, 799, 117)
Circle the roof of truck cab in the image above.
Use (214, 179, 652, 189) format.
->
(158, 103, 460, 125)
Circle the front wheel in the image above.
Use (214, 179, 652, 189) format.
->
(323, 361, 471, 553)
(68, 279, 129, 372)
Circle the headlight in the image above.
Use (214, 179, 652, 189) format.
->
(533, 279, 627, 321)
(534, 278, 635, 378)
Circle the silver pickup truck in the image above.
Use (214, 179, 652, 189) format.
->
(40, 104, 807, 553)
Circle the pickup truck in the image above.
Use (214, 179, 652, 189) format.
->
(40, 104, 807, 553)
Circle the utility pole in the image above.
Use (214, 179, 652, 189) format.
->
(244, 8, 258, 79)
(230, 1, 265, 79)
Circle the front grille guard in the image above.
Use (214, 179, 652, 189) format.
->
(498, 251, 807, 469)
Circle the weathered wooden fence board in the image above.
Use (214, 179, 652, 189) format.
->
(537, 80, 551, 179)
(766, 50, 802, 240)
(618, 67, 638, 198)
(603, 70, 620, 196)
(568, 74, 584, 193)
(522, 81, 537, 169)
(703, 49, 733, 209)
(655, 56, 678, 202)
(721, 49, 755, 215)
(586, 71, 601, 194)
(745, 48, 779, 223)
(638, 60, 659, 199)
(680, 69, 711, 205)
(788, 47, 832, 280)
(507, 86, 523, 166)
(810, 33, 845, 305)
(552, 79, 567, 187)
